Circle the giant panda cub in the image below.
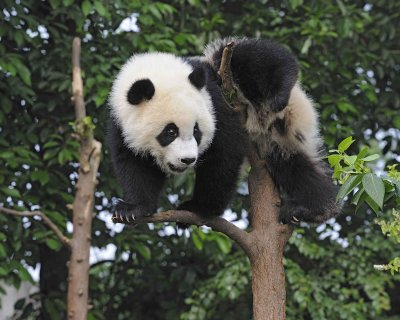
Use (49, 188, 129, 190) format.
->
(108, 37, 340, 224)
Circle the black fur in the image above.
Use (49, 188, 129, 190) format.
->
(188, 66, 206, 89)
(265, 144, 340, 223)
(208, 38, 298, 112)
(127, 79, 155, 105)
(193, 122, 202, 145)
(107, 120, 166, 219)
(156, 123, 179, 147)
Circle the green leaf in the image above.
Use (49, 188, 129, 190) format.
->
(327, 154, 341, 167)
(0, 243, 7, 257)
(17, 265, 33, 282)
(191, 230, 203, 250)
(136, 243, 151, 260)
(362, 154, 380, 162)
(43, 141, 60, 149)
(0, 151, 14, 159)
(364, 194, 380, 214)
(94, 1, 107, 16)
(394, 116, 400, 128)
(14, 31, 25, 47)
(362, 173, 385, 210)
(82, 0, 92, 16)
(46, 238, 62, 251)
(0, 266, 8, 276)
(357, 146, 369, 159)
(31, 170, 50, 186)
(1, 187, 21, 198)
(352, 188, 364, 205)
(337, 174, 363, 200)
(338, 136, 355, 152)
(344, 155, 357, 165)
(215, 234, 232, 254)
(48, 0, 60, 9)
(15, 63, 32, 86)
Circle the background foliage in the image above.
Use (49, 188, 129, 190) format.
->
(1, 0, 399, 319)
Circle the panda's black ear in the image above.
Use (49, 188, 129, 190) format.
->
(189, 66, 205, 89)
(127, 79, 155, 105)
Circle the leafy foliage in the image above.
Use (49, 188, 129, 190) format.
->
(330, 138, 400, 278)
(328, 137, 400, 214)
(1, 0, 399, 319)
(376, 210, 400, 275)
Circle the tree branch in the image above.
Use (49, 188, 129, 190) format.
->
(113, 210, 252, 255)
(218, 42, 253, 115)
(0, 206, 71, 248)
(67, 37, 102, 320)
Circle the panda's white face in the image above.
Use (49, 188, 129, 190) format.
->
(155, 122, 201, 174)
(109, 52, 216, 175)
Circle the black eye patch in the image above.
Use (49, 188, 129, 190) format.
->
(157, 123, 179, 147)
(193, 122, 202, 145)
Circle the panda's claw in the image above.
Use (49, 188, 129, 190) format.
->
(131, 213, 136, 220)
(291, 216, 300, 223)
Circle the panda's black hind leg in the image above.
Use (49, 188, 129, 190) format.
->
(266, 149, 340, 225)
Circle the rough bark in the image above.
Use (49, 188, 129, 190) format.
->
(247, 152, 293, 319)
(67, 37, 101, 320)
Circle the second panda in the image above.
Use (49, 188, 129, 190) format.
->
(108, 37, 340, 224)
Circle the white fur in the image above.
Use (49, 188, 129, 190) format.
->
(160, 137, 198, 173)
(247, 83, 322, 160)
(109, 53, 216, 174)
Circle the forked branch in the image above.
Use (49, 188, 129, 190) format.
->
(0, 206, 71, 248)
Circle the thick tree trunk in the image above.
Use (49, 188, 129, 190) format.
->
(247, 152, 293, 320)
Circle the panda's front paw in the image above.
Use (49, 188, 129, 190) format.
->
(112, 199, 154, 223)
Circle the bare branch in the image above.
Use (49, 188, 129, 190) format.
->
(68, 37, 102, 320)
(72, 37, 85, 121)
(0, 206, 71, 248)
(113, 210, 252, 255)
(218, 42, 253, 115)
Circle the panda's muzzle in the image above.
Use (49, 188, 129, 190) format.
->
(168, 157, 197, 173)
(168, 163, 189, 173)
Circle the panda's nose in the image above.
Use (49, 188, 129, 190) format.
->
(181, 157, 196, 165)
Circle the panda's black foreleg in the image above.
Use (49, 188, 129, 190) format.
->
(178, 147, 245, 218)
(108, 121, 166, 222)
(265, 148, 340, 224)
(111, 152, 166, 222)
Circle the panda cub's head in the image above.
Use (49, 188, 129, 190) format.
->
(109, 53, 216, 175)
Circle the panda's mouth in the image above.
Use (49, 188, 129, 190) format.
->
(168, 163, 187, 173)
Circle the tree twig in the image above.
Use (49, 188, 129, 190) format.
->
(0, 206, 71, 248)
(218, 42, 253, 115)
